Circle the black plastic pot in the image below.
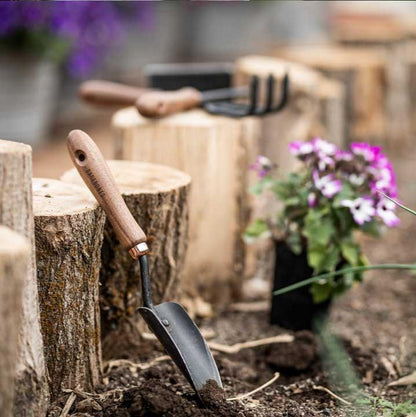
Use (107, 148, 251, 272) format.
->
(270, 241, 330, 331)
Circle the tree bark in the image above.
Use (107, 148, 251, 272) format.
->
(0, 226, 30, 417)
(33, 178, 106, 401)
(61, 161, 191, 359)
(0, 139, 49, 417)
(110, 111, 260, 306)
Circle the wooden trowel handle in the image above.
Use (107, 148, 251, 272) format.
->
(67, 130, 148, 257)
(79, 80, 151, 107)
(136, 87, 202, 118)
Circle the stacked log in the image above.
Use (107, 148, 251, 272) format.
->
(110, 110, 260, 305)
(61, 160, 191, 358)
(331, 12, 414, 148)
(274, 45, 386, 145)
(0, 139, 49, 416)
(33, 178, 106, 400)
(0, 226, 29, 417)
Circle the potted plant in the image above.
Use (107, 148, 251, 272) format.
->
(245, 138, 399, 330)
(0, 2, 150, 146)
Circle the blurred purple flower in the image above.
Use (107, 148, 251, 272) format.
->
(312, 137, 336, 156)
(376, 197, 400, 227)
(289, 140, 314, 157)
(308, 193, 317, 208)
(250, 155, 273, 179)
(351, 142, 381, 162)
(335, 150, 353, 162)
(0, 1, 155, 78)
(341, 197, 375, 225)
(313, 170, 342, 199)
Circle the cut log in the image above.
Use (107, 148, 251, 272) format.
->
(61, 161, 191, 358)
(33, 178, 106, 401)
(331, 13, 413, 148)
(0, 139, 49, 416)
(274, 45, 387, 145)
(110, 110, 260, 306)
(0, 226, 30, 417)
(234, 55, 345, 167)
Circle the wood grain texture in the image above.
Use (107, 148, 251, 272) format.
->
(67, 130, 147, 252)
(0, 139, 49, 417)
(33, 178, 105, 401)
(0, 226, 29, 417)
(61, 161, 191, 358)
(111, 109, 260, 305)
(274, 45, 387, 145)
(79, 80, 150, 107)
(136, 88, 202, 118)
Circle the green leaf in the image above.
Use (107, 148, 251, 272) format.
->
(340, 240, 360, 266)
(244, 219, 270, 242)
(333, 182, 354, 207)
(303, 210, 335, 248)
(311, 281, 332, 303)
(319, 245, 341, 272)
(308, 247, 325, 271)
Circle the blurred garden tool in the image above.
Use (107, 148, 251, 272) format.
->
(79, 80, 153, 107)
(67, 130, 222, 399)
(204, 73, 290, 118)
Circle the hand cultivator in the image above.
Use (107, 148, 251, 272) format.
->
(79, 73, 289, 119)
(67, 130, 222, 400)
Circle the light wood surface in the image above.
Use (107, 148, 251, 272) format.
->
(0, 139, 49, 416)
(274, 45, 387, 144)
(0, 226, 29, 417)
(67, 129, 147, 252)
(111, 109, 260, 305)
(33, 178, 105, 400)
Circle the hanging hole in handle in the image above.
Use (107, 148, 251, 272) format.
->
(75, 150, 87, 166)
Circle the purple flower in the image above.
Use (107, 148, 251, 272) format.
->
(250, 155, 273, 179)
(348, 173, 365, 186)
(313, 170, 342, 199)
(0, 2, 155, 78)
(376, 197, 400, 227)
(308, 193, 318, 208)
(341, 197, 375, 225)
(317, 154, 334, 172)
(335, 150, 353, 162)
(312, 137, 337, 156)
(350, 142, 381, 162)
(289, 140, 314, 157)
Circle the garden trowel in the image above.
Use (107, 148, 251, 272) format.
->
(67, 130, 222, 398)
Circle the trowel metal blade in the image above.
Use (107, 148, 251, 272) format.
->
(138, 302, 222, 393)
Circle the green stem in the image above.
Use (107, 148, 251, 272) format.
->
(381, 193, 416, 216)
(273, 264, 416, 295)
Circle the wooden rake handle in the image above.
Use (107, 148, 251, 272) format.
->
(135, 88, 202, 118)
(79, 80, 152, 107)
(67, 130, 148, 257)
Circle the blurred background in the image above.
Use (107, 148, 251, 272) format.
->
(0, 0, 415, 177)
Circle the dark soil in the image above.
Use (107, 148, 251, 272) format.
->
(47, 151, 416, 416)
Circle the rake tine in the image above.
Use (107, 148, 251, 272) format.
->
(270, 72, 289, 113)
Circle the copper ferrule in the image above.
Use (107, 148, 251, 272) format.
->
(129, 242, 149, 259)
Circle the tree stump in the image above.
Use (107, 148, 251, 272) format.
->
(234, 55, 345, 169)
(0, 140, 49, 417)
(0, 226, 30, 417)
(110, 110, 260, 306)
(274, 44, 387, 145)
(33, 178, 106, 401)
(61, 161, 191, 358)
(331, 13, 413, 148)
